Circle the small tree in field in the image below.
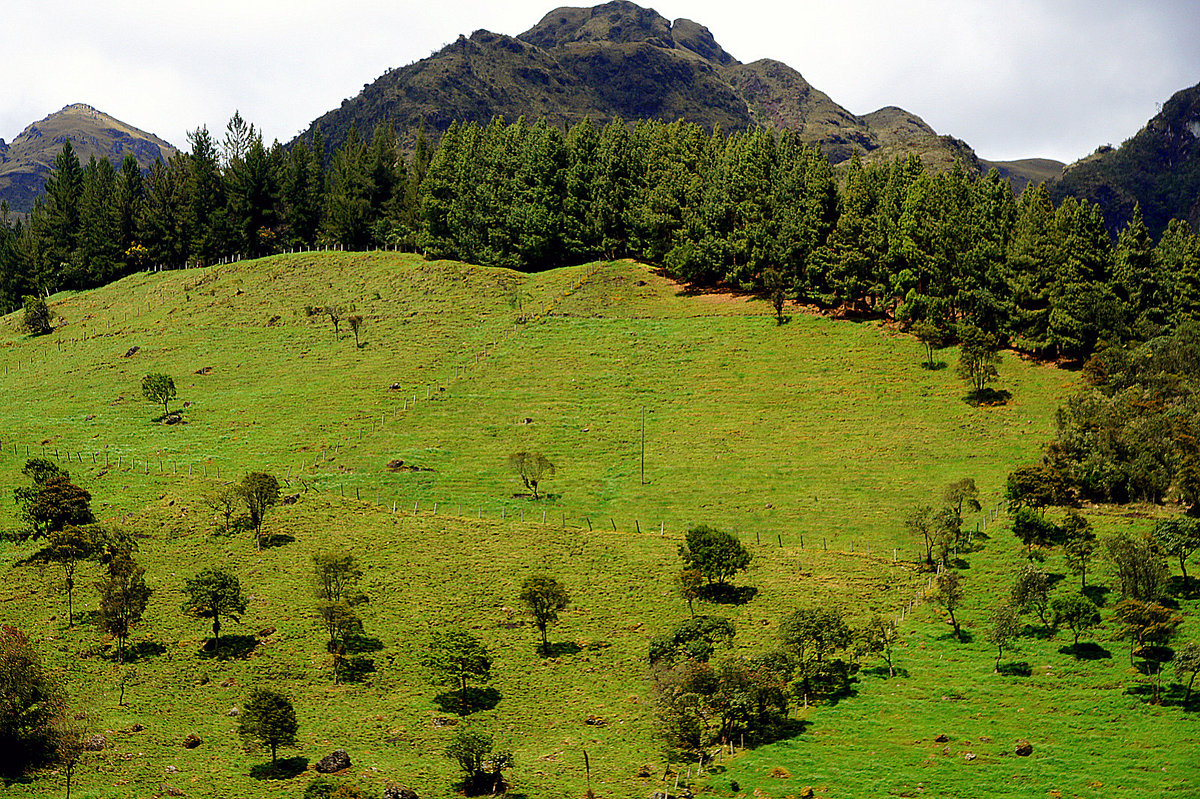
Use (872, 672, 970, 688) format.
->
(1175, 642, 1200, 706)
(508, 452, 555, 499)
(141, 373, 177, 417)
(678, 568, 703, 618)
(96, 550, 151, 664)
(986, 602, 1021, 672)
(1061, 511, 1097, 591)
(238, 689, 298, 767)
(1050, 593, 1101, 648)
(1011, 563, 1053, 628)
(445, 724, 512, 796)
(931, 570, 966, 642)
(44, 525, 98, 626)
(21, 295, 51, 336)
(956, 325, 1002, 401)
(1153, 516, 1200, 588)
(241, 472, 281, 550)
(205, 484, 243, 534)
(347, 314, 365, 347)
(519, 574, 569, 654)
(422, 627, 492, 714)
(913, 319, 949, 369)
(860, 615, 900, 677)
(678, 525, 751, 587)
(182, 568, 247, 655)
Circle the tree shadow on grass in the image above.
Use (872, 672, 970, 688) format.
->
(963, 388, 1012, 407)
(1082, 584, 1111, 607)
(921, 361, 949, 371)
(861, 665, 910, 679)
(198, 634, 257, 660)
(697, 583, 758, 605)
(1021, 623, 1056, 640)
(433, 686, 502, 716)
(997, 661, 1033, 677)
(114, 640, 166, 663)
(1167, 576, 1200, 600)
(1058, 642, 1111, 660)
(538, 641, 582, 658)
(249, 757, 308, 780)
(345, 634, 384, 654)
(261, 533, 296, 549)
(935, 629, 974, 644)
(341, 656, 376, 683)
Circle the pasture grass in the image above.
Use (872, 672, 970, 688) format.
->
(1, 253, 1193, 798)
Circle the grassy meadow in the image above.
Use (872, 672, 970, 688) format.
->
(1, 253, 1195, 798)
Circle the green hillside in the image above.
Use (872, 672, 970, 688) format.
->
(2, 253, 1196, 799)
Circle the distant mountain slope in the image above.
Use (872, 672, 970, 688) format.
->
(0, 103, 177, 215)
(1052, 81, 1200, 237)
(296, 0, 981, 172)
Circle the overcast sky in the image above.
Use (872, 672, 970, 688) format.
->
(3, 0, 1198, 164)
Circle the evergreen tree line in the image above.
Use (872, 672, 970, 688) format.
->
(3, 113, 1199, 363)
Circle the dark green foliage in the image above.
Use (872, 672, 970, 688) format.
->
(0, 625, 67, 778)
(44, 525, 99, 626)
(95, 550, 151, 664)
(181, 568, 247, 656)
(241, 472, 281, 550)
(678, 524, 751, 586)
(956, 325, 1002, 400)
(238, 688, 298, 766)
(1104, 532, 1170, 602)
(10, 459, 93, 542)
(421, 628, 492, 714)
(444, 725, 512, 796)
(985, 602, 1022, 671)
(930, 570, 966, 642)
(1060, 510, 1098, 591)
(1174, 642, 1200, 705)
(21, 295, 51, 335)
(518, 574, 569, 654)
(1005, 464, 1071, 513)
(779, 606, 854, 700)
(141, 373, 177, 417)
(312, 554, 365, 685)
(648, 615, 735, 667)
(1010, 563, 1053, 627)
(1152, 516, 1200, 587)
(1051, 593, 1101, 647)
(1011, 507, 1060, 560)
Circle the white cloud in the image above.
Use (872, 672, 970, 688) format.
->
(3, 0, 1198, 163)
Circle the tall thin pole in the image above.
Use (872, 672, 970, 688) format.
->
(640, 406, 645, 485)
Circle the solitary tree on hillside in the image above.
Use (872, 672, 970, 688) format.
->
(21, 295, 51, 336)
(422, 627, 493, 715)
(238, 688, 298, 767)
(1011, 563, 1054, 628)
(312, 551, 366, 684)
(1050, 593, 1101, 648)
(1153, 516, 1200, 588)
(182, 568, 247, 655)
(347, 314, 365, 348)
(11, 459, 93, 543)
(931, 570, 966, 642)
(913, 318, 950, 369)
(141, 373, 177, 417)
(1175, 642, 1200, 706)
(96, 550, 152, 665)
(985, 602, 1021, 672)
(509, 452, 555, 500)
(519, 574, 570, 654)
(678, 525, 751, 587)
(241, 472, 281, 550)
(1061, 511, 1097, 591)
(445, 724, 513, 796)
(956, 325, 1002, 402)
(44, 525, 99, 627)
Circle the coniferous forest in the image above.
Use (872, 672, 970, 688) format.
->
(3, 113, 1200, 367)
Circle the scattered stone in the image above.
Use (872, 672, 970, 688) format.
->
(769, 766, 791, 779)
(432, 717, 456, 728)
(522, 417, 533, 425)
(636, 764, 653, 778)
(181, 401, 193, 408)
(127, 724, 145, 733)
(383, 787, 418, 799)
(163, 413, 183, 425)
(83, 734, 107, 752)
(266, 315, 280, 326)
(281, 493, 300, 505)
(194, 366, 213, 375)
(181, 734, 202, 749)
(389, 383, 403, 390)
(1014, 740, 1033, 757)
(964, 753, 977, 762)
(226, 707, 240, 717)
(160, 783, 184, 796)
(258, 627, 276, 638)
(934, 733, 950, 743)
(85, 414, 96, 421)
(978, 735, 993, 743)
(123, 346, 140, 358)
(584, 714, 606, 726)
(166, 765, 179, 773)
(219, 678, 236, 688)
(942, 747, 951, 756)
(799, 787, 815, 799)
(315, 750, 351, 774)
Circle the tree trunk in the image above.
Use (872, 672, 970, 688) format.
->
(213, 617, 221, 655)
